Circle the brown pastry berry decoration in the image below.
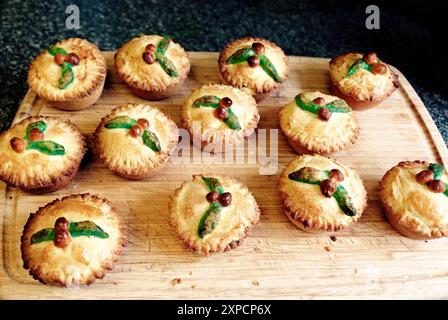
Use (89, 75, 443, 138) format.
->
(218, 192, 232, 207)
(10, 137, 27, 153)
(317, 107, 332, 121)
(320, 179, 337, 198)
(65, 53, 80, 66)
(312, 97, 325, 106)
(247, 55, 260, 68)
(142, 51, 156, 64)
(28, 128, 44, 141)
(330, 169, 345, 182)
(54, 53, 66, 66)
(371, 63, 387, 75)
(137, 118, 149, 129)
(129, 124, 143, 138)
(219, 97, 233, 108)
(215, 106, 228, 120)
(362, 52, 378, 65)
(206, 191, 219, 203)
(415, 163, 448, 195)
(251, 42, 265, 55)
(53, 217, 71, 249)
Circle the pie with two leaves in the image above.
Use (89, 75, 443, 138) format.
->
(279, 91, 360, 154)
(21, 193, 126, 286)
(218, 37, 288, 101)
(181, 84, 259, 152)
(94, 104, 179, 179)
(115, 34, 190, 100)
(169, 174, 260, 255)
(279, 154, 367, 232)
(28, 38, 107, 111)
(0, 116, 86, 193)
(329, 51, 398, 110)
(379, 161, 448, 239)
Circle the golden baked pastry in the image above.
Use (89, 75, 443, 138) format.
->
(379, 161, 448, 239)
(21, 193, 126, 286)
(329, 52, 398, 110)
(180, 84, 259, 152)
(0, 116, 86, 193)
(28, 38, 106, 111)
(218, 37, 288, 101)
(279, 91, 360, 154)
(169, 174, 260, 255)
(279, 155, 367, 232)
(115, 35, 190, 100)
(94, 104, 178, 179)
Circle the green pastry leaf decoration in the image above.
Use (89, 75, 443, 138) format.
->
(25, 121, 47, 140)
(226, 46, 282, 82)
(198, 201, 222, 239)
(444, 189, 448, 197)
(295, 93, 351, 115)
(202, 176, 224, 195)
(429, 163, 445, 180)
(288, 167, 358, 216)
(259, 54, 282, 82)
(142, 129, 161, 152)
(223, 108, 241, 130)
(193, 95, 221, 108)
(31, 220, 109, 244)
(27, 141, 65, 156)
(226, 47, 256, 64)
(69, 221, 110, 239)
(105, 116, 138, 129)
(155, 51, 178, 77)
(193, 95, 241, 131)
(48, 45, 68, 56)
(333, 185, 357, 217)
(31, 228, 55, 244)
(157, 36, 171, 55)
(288, 167, 330, 184)
(346, 59, 372, 77)
(58, 62, 74, 90)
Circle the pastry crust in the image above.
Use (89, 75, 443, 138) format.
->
(218, 37, 288, 97)
(329, 52, 399, 110)
(21, 193, 126, 286)
(169, 174, 260, 255)
(28, 38, 106, 110)
(0, 116, 86, 193)
(180, 84, 260, 152)
(279, 91, 360, 154)
(279, 155, 367, 232)
(93, 104, 179, 179)
(115, 35, 190, 100)
(379, 161, 448, 239)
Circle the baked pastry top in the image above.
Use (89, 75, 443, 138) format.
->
(0, 116, 85, 191)
(330, 52, 398, 104)
(279, 154, 367, 232)
(115, 35, 190, 92)
(94, 104, 178, 178)
(379, 161, 448, 239)
(218, 37, 288, 94)
(181, 84, 259, 146)
(28, 38, 106, 101)
(169, 174, 260, 255)
(279, 91, 359, 154)
(21, 193, 126, 286)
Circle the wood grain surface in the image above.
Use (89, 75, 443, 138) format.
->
(1, 52, 447, 299)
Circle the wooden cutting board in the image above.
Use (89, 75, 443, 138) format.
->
(1, 52, 447, 300)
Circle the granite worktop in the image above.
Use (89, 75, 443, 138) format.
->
(1, 0, 446, 142)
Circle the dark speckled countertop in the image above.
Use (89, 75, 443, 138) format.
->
(0, 0, 447, 142)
